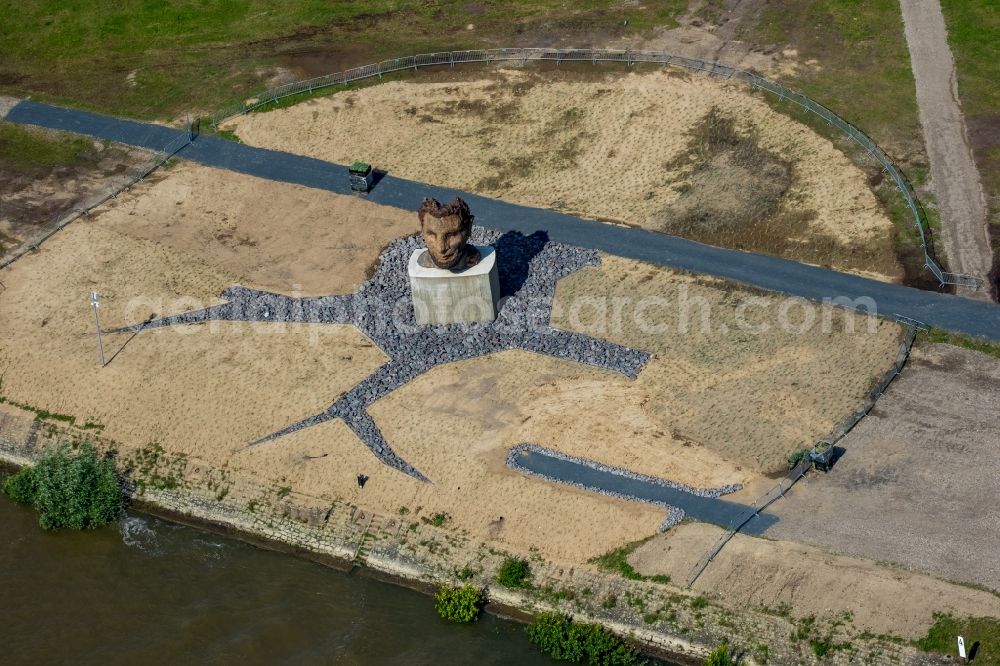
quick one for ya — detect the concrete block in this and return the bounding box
[408,245,499,325]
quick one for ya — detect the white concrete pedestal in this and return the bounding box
[408,245,499,325]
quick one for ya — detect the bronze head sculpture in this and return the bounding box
[417,196,481,271]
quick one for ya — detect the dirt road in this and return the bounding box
[900,0,993,296]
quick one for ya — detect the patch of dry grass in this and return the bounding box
[0,166,903,561]
[229,68,901,280]
[552,256,904,473]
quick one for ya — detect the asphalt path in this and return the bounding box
[7,99,999,340]
[511,448,776,534]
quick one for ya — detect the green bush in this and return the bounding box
[786,448,811,469]
[495,556,532,588]
[704,641,735,666]
[435,584,485,623]
[3,466,38,504]
[810,638,830,659]
[588,539,671,584]
[526,612,640,665]
[3,443,124,530]
[455,564,477,581]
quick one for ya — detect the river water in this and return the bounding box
[0,498,555,665]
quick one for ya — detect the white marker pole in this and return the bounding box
[91,291,105,368]
[958,635,967,661]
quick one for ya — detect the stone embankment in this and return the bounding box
[0,405,949,666]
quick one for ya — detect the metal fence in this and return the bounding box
[208,47,980,289]
[0,125,194,271]
[686,458,809,588]
[820,323,917,444]
[684,323,918,588]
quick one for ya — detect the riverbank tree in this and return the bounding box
[2,443,124,530]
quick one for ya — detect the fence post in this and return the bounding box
[90,291,105,368]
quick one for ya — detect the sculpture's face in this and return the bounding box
[421,213,471,269]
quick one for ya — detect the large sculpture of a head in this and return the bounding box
[417,196,481,271]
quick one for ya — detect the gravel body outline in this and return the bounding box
[119,228,651,482]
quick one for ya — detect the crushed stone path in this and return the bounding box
[6,99,1000,340]
[900,0,993,295]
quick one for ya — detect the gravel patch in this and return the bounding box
[0,96,21,119]
[119,228,651,481]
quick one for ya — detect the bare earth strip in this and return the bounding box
[900,0,993,292]
[628,522,1000,640]
[764,343,1000,591]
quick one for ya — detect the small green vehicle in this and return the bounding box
[349,160,373,192]
[809,441,835,472]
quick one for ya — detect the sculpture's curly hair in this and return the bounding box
[417,196,474,229]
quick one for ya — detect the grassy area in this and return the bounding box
[939,0,1000,296]
[0,1,685,120]
[917,613,1000,665]
[939,0,1000,116]
[920,328,1000,361]
[871,164,949,288]
[753,0,921,158]
[0,119,150,256]
[588,538,671,584]
[0,120,96,170]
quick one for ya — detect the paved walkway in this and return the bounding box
[6,99,1000,340]
[900,0,993,293]
[509,446,776,534]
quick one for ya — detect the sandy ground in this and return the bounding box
[0,163,415,462]
[628,522,1000,640]
[237,355,674,562]
[0,160,907,562]
[0,96,20,118]
[552,256,904,474]
[227,69,900,279]
[233,286,902,558]
[900,0,993,293]
[764,343,1000,591]
[0,227,389,464]
[102,163,415,296]
[0,165,702,562]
